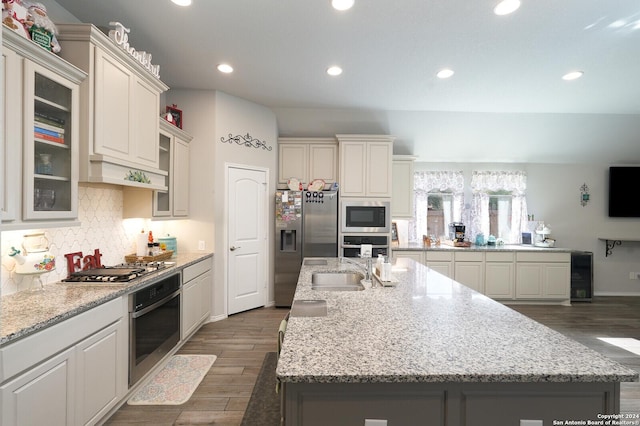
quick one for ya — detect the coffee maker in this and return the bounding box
[448,222,466,242]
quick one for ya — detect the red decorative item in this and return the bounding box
[64,249,103,276]
[165,104,182,129]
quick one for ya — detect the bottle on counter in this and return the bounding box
[147,243,154,256]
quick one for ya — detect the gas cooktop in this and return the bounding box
[63,261,174,283]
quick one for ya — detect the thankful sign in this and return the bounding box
[108,21,160,79]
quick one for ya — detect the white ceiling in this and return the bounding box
[52,0,640,163]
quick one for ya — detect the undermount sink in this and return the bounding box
[311,271,365,291]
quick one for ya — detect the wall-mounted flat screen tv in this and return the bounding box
[609,166,640,217]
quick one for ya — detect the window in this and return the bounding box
[426,191,454,239]
[470,171,528,244]
[410,171,464,242]
[488,191,512,240]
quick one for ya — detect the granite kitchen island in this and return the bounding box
[276,257,638,426]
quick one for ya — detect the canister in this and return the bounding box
[158,235,177,254]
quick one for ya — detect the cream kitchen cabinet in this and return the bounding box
[123,119,192,219]
[57,24,169,190]
[484,252,515,299]
[453,251,484,293]
[515,252,570,303]
[0,298,127,426]
[391,249,424,265]
[1,42,20,222]
[337,134,394,197]
[278,138,338,189]
[391,155,416,218]
[182,259,212,340]
[155,120,191,217]
[425,251,453,278]
[2,27,86,225]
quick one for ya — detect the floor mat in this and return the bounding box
[128,354,216,405]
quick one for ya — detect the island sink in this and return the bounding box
[311,271,365,291]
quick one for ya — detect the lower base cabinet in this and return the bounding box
[0,298,127,426]
[391,249,570,304]
[182,259,213,339]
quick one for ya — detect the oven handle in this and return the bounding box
[131,289,181,319]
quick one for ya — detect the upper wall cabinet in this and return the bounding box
[123,118,192,219]
[391,155,417,218]
[56,24,169,191]
[278,138,338,189]
[337,134,394,198]
[2,27,86,225]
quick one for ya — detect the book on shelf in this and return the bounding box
[34,121,65,134]
[34,111,65,127]
[34,131,65,144]
[34,126,64,138]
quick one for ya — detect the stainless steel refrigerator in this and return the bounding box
[275,190,338,307]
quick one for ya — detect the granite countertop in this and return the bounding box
[392,242,573,252]
[0,252,213,346]
[276,257,638,384]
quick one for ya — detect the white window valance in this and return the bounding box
[471,171,527,195]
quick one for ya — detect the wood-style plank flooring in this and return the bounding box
[104,297,640,425]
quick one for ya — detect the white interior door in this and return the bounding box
[227,166,268,314]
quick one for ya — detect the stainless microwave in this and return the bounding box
[341,200,391,233]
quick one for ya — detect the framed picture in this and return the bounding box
[165,104,183,129]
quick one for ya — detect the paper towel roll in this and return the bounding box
[136,232,148,257]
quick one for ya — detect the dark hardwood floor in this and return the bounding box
[104,297,640,425]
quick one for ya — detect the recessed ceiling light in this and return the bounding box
[217,63,234,74]
[327,66,343,76]
[562,71,584,81]
[494,0,520,15]
[332,0,354,11]
[436,68,455,79]
[171,0,192,6]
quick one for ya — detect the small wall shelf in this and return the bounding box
[597,237,640,257]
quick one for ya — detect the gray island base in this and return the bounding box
[276,258,638,426]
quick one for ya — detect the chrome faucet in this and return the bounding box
[340,256,372,282]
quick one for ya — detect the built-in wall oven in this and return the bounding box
[342,235,389,258]
[129,272,181,386]
[341,200,391,233]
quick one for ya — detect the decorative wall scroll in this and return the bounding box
[580,183,590,207]
[220,133,272,151]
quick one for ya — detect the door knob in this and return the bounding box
[230,246,241,251]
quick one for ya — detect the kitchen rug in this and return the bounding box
[128,354,216,405]
[241,352,280,426]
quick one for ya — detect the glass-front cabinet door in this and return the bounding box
[23,60,79,220]
[153,128,172,217]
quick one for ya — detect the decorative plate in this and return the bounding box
[287,178,300,191]
[308,179,325,191]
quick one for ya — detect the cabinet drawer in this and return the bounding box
[425,251,453,261]
[486,252,515,262]
[183,258,212,283]
[454,251,483,262]
[516,252,570,263]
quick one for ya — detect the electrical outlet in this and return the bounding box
[520,421,543,426]
[198,240,205,250]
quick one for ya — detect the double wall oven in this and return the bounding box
[341,200,391,257]
[64,262,182,387]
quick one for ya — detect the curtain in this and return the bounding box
[410,171,464,242]
[470,171,528,243]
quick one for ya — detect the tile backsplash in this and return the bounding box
[1,184,146,295]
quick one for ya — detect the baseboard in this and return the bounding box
[209,313,228,323]
[593,291,640,297]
